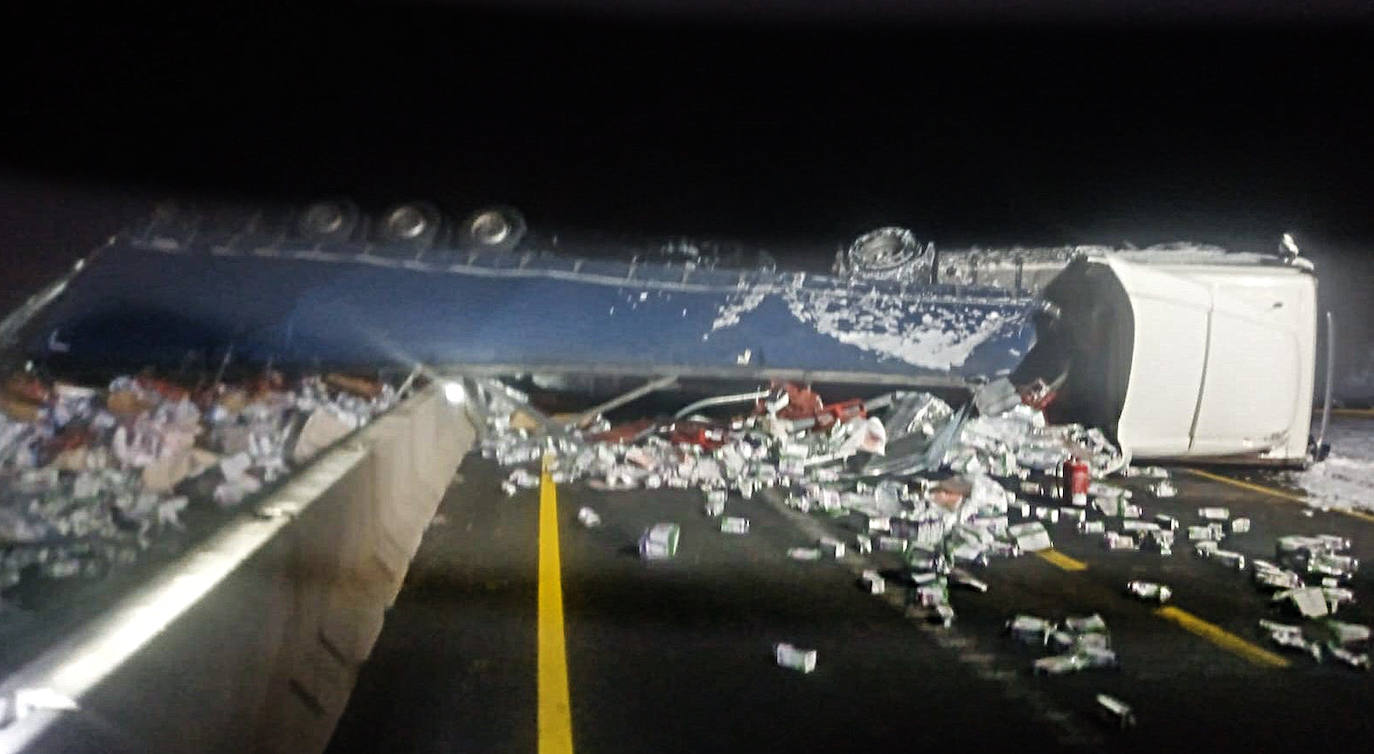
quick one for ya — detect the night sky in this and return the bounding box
[3,2,1372,397]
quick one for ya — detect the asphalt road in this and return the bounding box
[327,453,1374,754]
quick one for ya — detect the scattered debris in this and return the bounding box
[818,537,846,558]
[467,377,1366,686]
[1126,581,1172,603]
[1007,614,1054,645]
[577,506,602,528]
[1096,693,1137,730]
[1013,613,1119,676]
[950,568,988,593]
[930,603,957,628]
[1274,587,1331,619]
[774,642,818,673]
[720,516,750,535]
[2,369,397,591]
[1008,521,1053,552]
[1326,644,1370,670]
[639,523,680,560]
[1259,620,1324,662]
[1105,532,1138,551]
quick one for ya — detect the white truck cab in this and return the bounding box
[1023,249,1320,467]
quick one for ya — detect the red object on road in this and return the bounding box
[814,398,867,429]
[669,420,726,450]
[1062,457,1090,506]
[758,382,825,421]
[756,382,867,431]
[587,418,657,444]
[1019,378,1058,410]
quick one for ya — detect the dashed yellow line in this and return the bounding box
[1186,468,1374,524]
[1316,408,1374,418]
[538,456,575,754]
[1155,606,1290,668]
[1034,549,1088,571]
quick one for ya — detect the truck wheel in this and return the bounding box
[460,205,526,252]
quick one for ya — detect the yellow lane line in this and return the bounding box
[1315,408,1374,418]
[538,456,575,754]
[1185,468,1374,524]
[1154,606,1290,668]
[1034,549,1088,572]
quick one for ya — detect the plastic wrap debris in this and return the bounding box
[1092,496,1122,517]
[1321,586,1356,613]
[1259,620,1324,662]
[1276,534,1358,582]
[1008,615,1054,645]
[930,603,956,628]
[1104,533,1138,551]
[577,507,602,528]
[818,537,846,558]
[1253,560,1305,591]
[1078,520,1106,535]
[950,568,988,592]
[1193,541,1220,558]
[639,523,680,560]
[1064,613,1109,635]
[877,536,908,553]
[1188,525,1222,542]
[1096,694,1137,730]
[2,369,397,593]
[1008,521,1053,552]
[1126,581,1172,603]
[1142,529,1174,555]
[1018,613,1117,674]
[1210,549,1247,571]
[720,516,750,535]
[1325,620,1371,646]
[774,642,817,673]
[1274,587,1331,619]
[973,378,1021,417]
[1326,644,1370,670]
[1033,647,1119,675]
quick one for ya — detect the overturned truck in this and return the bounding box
[4,206,1325,466]
[0,203,1327,752]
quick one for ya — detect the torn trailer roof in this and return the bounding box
[7,239,1037,384]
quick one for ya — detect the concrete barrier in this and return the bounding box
[0,384,476,754]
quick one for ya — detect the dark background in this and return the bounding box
[3,1,1371,400]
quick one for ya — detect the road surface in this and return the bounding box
[328,436,1374,753]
